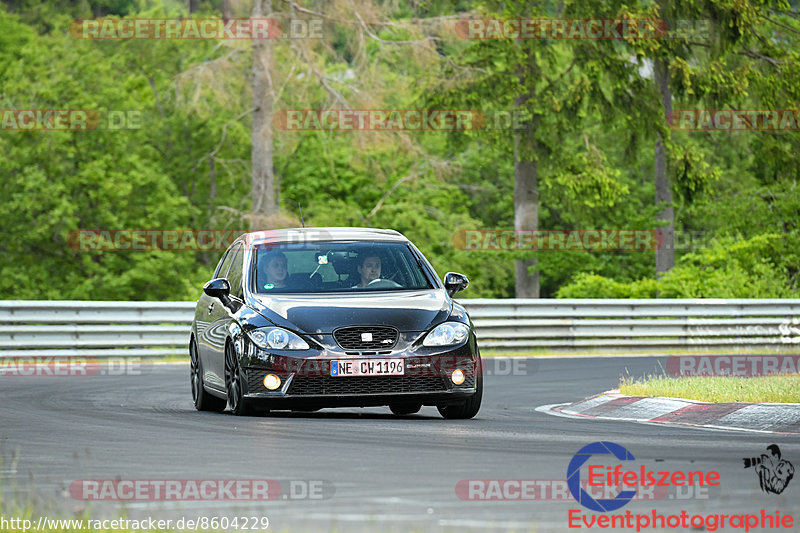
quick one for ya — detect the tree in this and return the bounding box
[428,0,632,297]
[250,0,278,229]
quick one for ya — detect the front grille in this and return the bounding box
[246,369,269,392]
[333,326,398,351]
[288,376,447,396]
[460,376,476,388]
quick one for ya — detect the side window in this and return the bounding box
[214,248,233,278]
[227,245,244,299]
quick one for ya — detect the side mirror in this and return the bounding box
[203,278,232,307]
[444,272,469,297]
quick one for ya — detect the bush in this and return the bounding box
[556,233,799,298]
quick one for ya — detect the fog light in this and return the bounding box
[264,374,282,390]
[451,368,465,385]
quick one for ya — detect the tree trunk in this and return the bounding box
[250,0,277,230]
[221,0,233,21]
[654,58,674,275]
[514,108,539,298]
[513,48,539,299]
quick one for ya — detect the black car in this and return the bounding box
[190,227,482,418]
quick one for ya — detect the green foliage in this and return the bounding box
[1,0,799,301]
[0,6,211,300]
[555,273,659,298]
[548,142,629,209]
[558,234,799,298]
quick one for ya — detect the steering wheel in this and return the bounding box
[366,278,403,289]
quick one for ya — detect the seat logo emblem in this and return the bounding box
[361,332,373,342]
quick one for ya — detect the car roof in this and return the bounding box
[241,227,410,246]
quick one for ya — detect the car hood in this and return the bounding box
[250,289,452,334]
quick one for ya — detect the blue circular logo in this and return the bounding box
[567,441,637,512]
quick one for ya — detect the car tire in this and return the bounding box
[190,339,226,412]
[225,342,252,416]
[389,403,422,415]
[437,359,483,420]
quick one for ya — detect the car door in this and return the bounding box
[197,243,238,389]
[195,246,232,368]
[205,242,244,389]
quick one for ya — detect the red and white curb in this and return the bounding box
[536,391,800,434]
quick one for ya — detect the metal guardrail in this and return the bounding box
[0,301,195,358]
[466,299,800,350]
[1,299,799,357]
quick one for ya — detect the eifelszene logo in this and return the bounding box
[567,441,721,512]
[743,445,795,495]
[565,441,796,530]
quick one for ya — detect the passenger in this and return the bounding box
[262,252,288,289]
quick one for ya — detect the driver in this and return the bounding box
[353,253,381,288]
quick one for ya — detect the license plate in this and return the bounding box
[330,359,404,377]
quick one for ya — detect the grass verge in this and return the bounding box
[619,374,800,403]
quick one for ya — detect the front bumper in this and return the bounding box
[241,351,478,407]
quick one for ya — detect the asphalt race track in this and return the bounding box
[2,357,799,532]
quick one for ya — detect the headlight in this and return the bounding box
[423,322,470,347]
[248,327,309,350]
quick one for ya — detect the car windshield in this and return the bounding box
[251,241,435,294]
